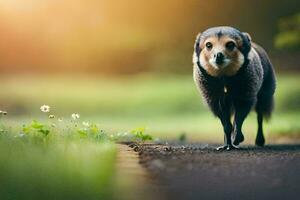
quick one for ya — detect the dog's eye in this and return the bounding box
[226,41,235,50]
[205,42,213,50]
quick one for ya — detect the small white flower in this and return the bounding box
[71,113,80,120]
[82,121,90,127]
[40,105,50,113]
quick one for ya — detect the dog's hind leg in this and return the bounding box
[255,111,265,146]
[255,94,273,146]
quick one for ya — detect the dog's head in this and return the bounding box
[193,26,251,77]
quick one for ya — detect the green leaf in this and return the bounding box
[38,129,50,136]
[22,126,31,134]
[31,120,44,129]
[130,127,152,142]
[78,130,87,138]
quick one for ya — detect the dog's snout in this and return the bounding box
[216,52,224,59]
[215,52,224,65]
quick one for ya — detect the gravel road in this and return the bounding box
[129,143,300,200]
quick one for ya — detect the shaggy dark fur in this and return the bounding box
[193,26,276,150]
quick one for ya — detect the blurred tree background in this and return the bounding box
[275,13,300,51]
[0,0,299,74]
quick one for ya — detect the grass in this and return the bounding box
[0,129,117,200]
[0,105,155,200]
[0,140,116,200]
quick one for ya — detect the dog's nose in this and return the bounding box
[215,52,224,65]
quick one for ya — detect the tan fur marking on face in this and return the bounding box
[219,36,236,45]
[220,36,244,76]
[235,36,244,50]
[222,51,244,76]
[199,49,220,77]
[199,37,218,49]
[199,36,220,77]
[199,35,245,77]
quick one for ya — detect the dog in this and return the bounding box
[193,26,276,150]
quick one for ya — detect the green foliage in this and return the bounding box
[0,135,116,200]
[0,103,159,200]
[178,133,187,142]
[76,123,108,141]
[0,108,118,200]
[275,13,300,50]
[130,127,153,142]
[22,120,50,137]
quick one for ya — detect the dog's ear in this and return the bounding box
[240,32,252,55]
[242,32,252,43]
[194,32,202,56]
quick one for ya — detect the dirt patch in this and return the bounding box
[113,144,166,200]
[129,143,300,200]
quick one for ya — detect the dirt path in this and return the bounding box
[113,144,166,200]
[128,143,300,200]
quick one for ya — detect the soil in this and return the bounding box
[127,142,300,200]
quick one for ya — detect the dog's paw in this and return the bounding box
[233,132,244,146]
[255,134,265,147]
[216,144,239,151]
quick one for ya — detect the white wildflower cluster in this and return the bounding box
[40,105,82,123]
[38,105,107,140]
[71,113,80,120]
[40,105,56,119]
[82,121,90,127]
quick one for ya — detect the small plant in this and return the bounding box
[22,120,50,137]
[20,105,54,138]
[76,122,108,141]
[178,132,187,142]
[130,127,153,143]
[1,105,155,144]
